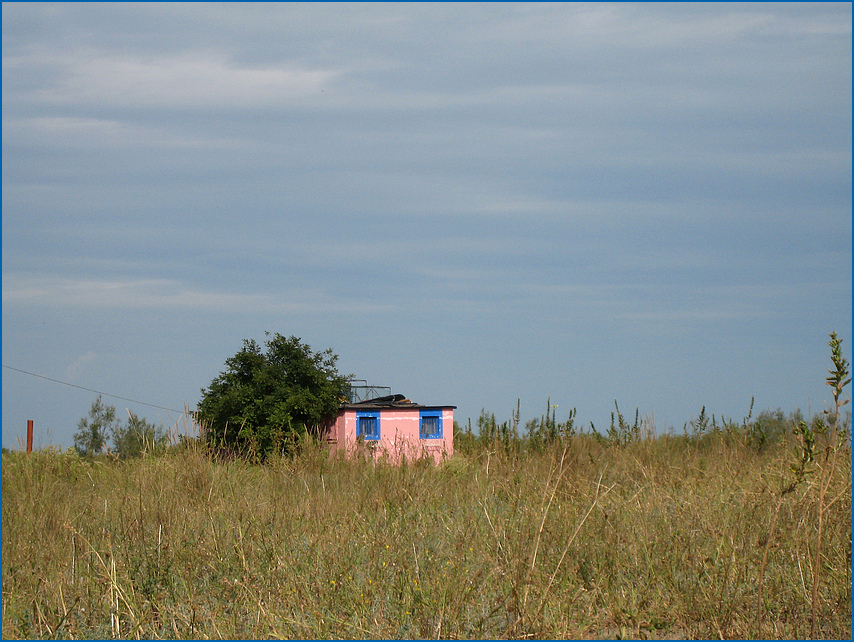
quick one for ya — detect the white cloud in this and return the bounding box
[1,275,394,316]
[3,115,243,151]
[474,3,849,48]
[66,350,98,382]
[8,49,338,109]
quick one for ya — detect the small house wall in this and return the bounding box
[327,407,454,465]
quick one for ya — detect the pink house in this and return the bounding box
[325,394,455,464]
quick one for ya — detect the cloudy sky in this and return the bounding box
[3,2,851,450]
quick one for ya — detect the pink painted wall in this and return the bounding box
[326,407,454,465]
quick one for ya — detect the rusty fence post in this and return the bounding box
[27,420,33,453]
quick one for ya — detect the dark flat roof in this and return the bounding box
[341,393,455,411]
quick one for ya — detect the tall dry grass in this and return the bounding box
[2,429,850,639]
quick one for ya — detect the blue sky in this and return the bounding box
[3,2,851,450]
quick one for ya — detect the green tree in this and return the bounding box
[110,411,168,458]
[197,332,349,458]
[73,395,119,456]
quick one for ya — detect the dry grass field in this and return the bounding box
[2,420,851,639]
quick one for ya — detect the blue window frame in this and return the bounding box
[356,411,380,440]
[419,410,443,439]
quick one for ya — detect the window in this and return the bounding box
[356,411,380,440]
[420,410,442,439]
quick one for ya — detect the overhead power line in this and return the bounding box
[2,364,188,414]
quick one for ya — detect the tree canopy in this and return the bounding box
[111,411,168,458]
[73,396,167,458]
[197,333,349,458]
[73,395,117,456]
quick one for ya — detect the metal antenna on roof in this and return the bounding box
[345,379,392,403]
